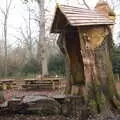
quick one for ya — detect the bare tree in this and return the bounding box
[77,0,90,9]
[36,0,48,76]
[16,0,38,61]
[82,0,90,9]
[0,0,13,77]
[19,2,34,60]
[28,1,32,59]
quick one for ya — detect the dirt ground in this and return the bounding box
[0,114,68,120]
[1,90,68,120]
[0,112,120,120]
[1,90,120,120]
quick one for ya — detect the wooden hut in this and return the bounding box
[50,4,116,106]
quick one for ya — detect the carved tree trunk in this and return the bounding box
[57,26,120,113]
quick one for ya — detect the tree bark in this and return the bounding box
[2,0,12,77]
[57,26,120,114]
[37,0,48,76]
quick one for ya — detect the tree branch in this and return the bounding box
[0,8,6,15]
[82,0,90,9]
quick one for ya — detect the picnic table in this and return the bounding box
[23,77,64,90]
[0,79,14,90]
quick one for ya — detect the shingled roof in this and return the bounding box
[51,5,114,33]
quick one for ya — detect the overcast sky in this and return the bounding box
[0,0,119,46]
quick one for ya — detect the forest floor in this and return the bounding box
[0,111,120,120]
[1,89,120,120]
[0,114,67,120]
